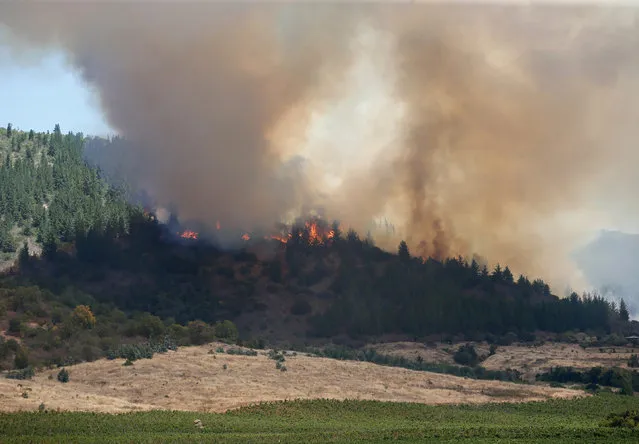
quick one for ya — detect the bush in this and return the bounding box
[106,336,178,362]
[628,354,639,368]
[57,368,69,383]
[603,410,639,428]
[453,344,480,367]
[268,350,286,363]
[70,305,96,329]
[214,320,238,343]
[132,313,165,338]
[6,366,34,380]
[290,299,312,316]
[14,348,29,369]
[226,347,258,357]
[8,318,22,335]
[187,320,215,345]
[489,344,498,356]
[496,332,518,346]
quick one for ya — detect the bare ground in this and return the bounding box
[0,343,583,413]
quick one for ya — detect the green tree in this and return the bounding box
[18,242,29,269]
[619,298,630,322]
[14,348,29,369]
[6,123,12,137]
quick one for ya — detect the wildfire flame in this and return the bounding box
[268,234,292,243]
[242,233,251,241]
[179,230,199,240]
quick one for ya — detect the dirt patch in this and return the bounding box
[0,343,583,413]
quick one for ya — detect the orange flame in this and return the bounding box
[267,233,292,243]
[216,220,221,230]
[242,233,251,241]
[179,230,198,240]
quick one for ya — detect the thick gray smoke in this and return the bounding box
[2,2,639,290]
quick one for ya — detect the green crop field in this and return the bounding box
[1,393,639,443]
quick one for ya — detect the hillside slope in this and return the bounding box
[0,343,582,413]
[0,122,633,375]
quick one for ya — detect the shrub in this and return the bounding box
[8,318,22,335]
[496,332,518,346]
[6,366,34,380]
[214,320,238,343]
[187,320,215,345]
[603,410,639,428]
[57,368,69,383]
[106,336,178,362]
[290,299,312,316]
[489,344,498,356]
[14,348,29,369]
[518,331,536,343]
[628,354,639,368]
[70,305,96,329]
[226,347,257,357]
[132,313,165,338]
[453,344,479,367]
[268,350,286,363]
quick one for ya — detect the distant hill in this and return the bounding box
[574,230,639,316]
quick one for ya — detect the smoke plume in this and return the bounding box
[2,2,639,290]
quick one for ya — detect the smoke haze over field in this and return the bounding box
[2,2,639,290]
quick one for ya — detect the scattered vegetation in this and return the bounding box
[604,410,639,429]
[106,336,177,362]
[225,347,257,357]
[299,344,522,383]
[5,366,34,380]
[537,366,639,395]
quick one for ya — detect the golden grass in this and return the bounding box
[371,341,637,381]
[0,343,583,413]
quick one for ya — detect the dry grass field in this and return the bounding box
[372,341,638,381]
[0,342,583,413]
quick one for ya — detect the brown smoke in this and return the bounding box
[2,3,639,289]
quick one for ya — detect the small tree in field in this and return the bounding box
[57,368,69,383]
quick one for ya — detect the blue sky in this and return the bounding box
[0,47,113,136]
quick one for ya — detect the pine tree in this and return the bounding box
[398,240,410,262]
[6,123,12,137]
[502,266,514,283]
[18,242,30,269]
[492,264,503,282]
[619,298,630,322]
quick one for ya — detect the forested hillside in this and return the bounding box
[0,123,633,374]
